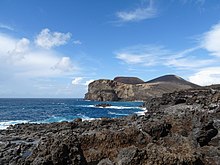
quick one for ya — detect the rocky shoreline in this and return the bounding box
[0,88,220,165]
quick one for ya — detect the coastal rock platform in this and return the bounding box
[0,88,220,165]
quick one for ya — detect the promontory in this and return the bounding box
[85,74,199,101]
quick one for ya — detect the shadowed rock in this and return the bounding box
[113,77,144,84]
[197,121,218,147]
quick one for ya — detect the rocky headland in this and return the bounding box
[84,75,200,101]
[0,87,220,165]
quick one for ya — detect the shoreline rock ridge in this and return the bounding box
[0,87,219,164]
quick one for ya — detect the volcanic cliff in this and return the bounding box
[85,75,200,101]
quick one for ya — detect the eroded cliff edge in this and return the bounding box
[85,75,200,101]
[0,88,220,165]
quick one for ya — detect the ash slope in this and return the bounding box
[0,88,219,165]
[85,74,200,101]
[146,74,200,88]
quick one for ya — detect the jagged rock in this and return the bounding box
[25,131,87,165]
[95,103,112,108]
[97,158,114,165]
[144,88,220,112]
[116,146,144,165]
[147,123,172,140]
[196,121,218,147]
[0,88,220,165]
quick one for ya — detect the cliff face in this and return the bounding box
[85,79,136,101]
[85,75,200,101]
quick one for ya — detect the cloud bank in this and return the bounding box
[0,33,76,78]
[201,23,220,57]
[0,29,79,97]
[189,67,220,86]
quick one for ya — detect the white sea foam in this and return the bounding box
[78,105,142,110]
[35,116,71,124]
[0,120,29,130]
[57,102,66,105]
[84,100,92,102]
[77,114,99,121]
[135,107,148,116]
[108,111,129,116]
[77,105,94,108]
[102,106,140,109]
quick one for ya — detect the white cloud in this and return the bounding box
[170,46,201,59]
[166,57,215,69]
[116,53,147,64]
[0,30,81,97]
[13,52,62,78]
[72,77,83,85]
[0,37,30,64]
[189,67,220,86]
[115,45,171,66]
[0,33,17,54]
[167,23,220,70]
[0,23,14,31]
[73,40,82,45]
[116,0,157,22]
[72,78,94,86]
[0,31,78,78]
[12,38,30,54]
[35,28,71,49]
[53,57,76,72]
[115,43,220,73]
[201,23,220,57]
[186,22,220,85]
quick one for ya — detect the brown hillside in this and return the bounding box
[113,76,144,84]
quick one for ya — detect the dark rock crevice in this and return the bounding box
[196,121,218,147]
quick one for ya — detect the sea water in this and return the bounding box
[0,98,146,129]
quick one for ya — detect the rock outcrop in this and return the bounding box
[0,88,220,165]
[85,75,200,101]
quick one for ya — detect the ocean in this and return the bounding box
[0,98,145,129]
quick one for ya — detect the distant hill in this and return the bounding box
[85,74,201,101]
[113,77,144,84]
[147,74,200,88]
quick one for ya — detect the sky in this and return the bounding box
[0,0,220,98]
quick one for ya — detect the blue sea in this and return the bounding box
[0,98,145,129]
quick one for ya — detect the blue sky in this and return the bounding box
[0,0,220,98]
